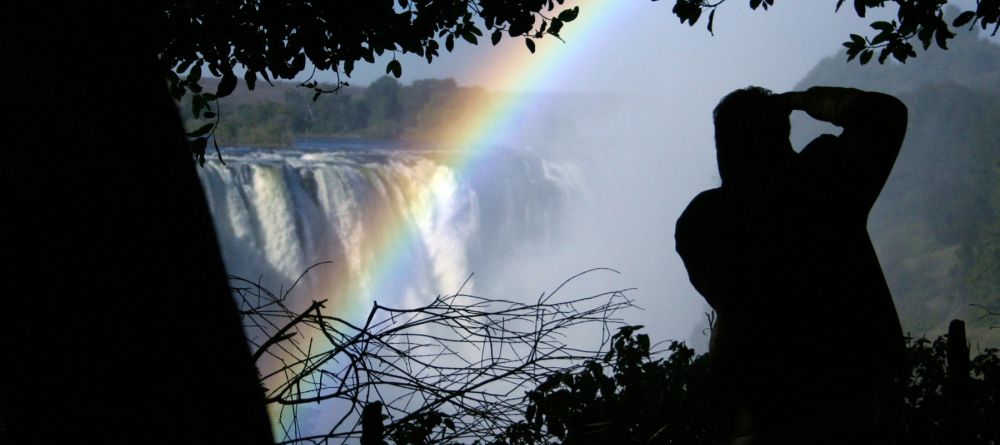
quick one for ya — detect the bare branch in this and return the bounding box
[234,267,635,444]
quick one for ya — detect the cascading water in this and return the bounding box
[198,141,585,320]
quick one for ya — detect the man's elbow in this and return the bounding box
[867,92,908,135]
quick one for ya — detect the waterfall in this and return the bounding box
[198,144,584,317]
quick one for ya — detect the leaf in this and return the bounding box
[860,49,874,64]
[192,94,206,118]
[461,29,478,44]
[871,20,894,32]
[291,52,305,73]
[557,6,579,22]
[191,136,208,161]
[445,34,454,51]
[917,22,935,49]
[750,0,762,10]
[216,72,237,97]
[509,18,533,37]
[547,18,563,36]
[688,6,701,26]
[186,64,202,83]
[525,38,535,53]
[707,9,715,35]
[637,334,650,355]
[491,29,502,45]
[854,0,867,17]
[935,26,955,49]
[844,39,863,59]
[186,123,214,138]
[176,59,194,75]
[953,11,976,27]
[244,70,257,91]
[870,31,891,45]
[386,59,402,78]
[878,47,891,63]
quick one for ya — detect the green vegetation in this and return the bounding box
[157,1,580,162]
[500,326,999,445]
[794,34,1000,338]
[181,77,488,147]
[286,320,998,444]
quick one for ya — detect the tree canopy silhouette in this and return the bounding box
[157,0,580,162]
[162,1,998,162]
[666,0,998,66]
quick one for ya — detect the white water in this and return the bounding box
[198,144,587,320]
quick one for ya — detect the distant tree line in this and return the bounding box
[181,77,488,147]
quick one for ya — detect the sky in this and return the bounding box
[321,1,895,95]
[295,1,988,347]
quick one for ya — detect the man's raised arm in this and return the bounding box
[780,87,908,208]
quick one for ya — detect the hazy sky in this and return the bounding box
[321,1,903,95]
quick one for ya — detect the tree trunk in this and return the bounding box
[0,4,273,444]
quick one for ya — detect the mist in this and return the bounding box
[384,1,998,348]
[202,1,997,351]
[300,2,908,347]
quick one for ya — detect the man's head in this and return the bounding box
[713,86,793,186]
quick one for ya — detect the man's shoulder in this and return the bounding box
[799,133,842,160]
[676,188,725,233]
[682,188,725,214]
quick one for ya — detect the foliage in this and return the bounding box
[663,0,999,65]
[181,77,495,145]
[519,326,709,444]
[515,326,999,445]
[237,263,1000,444]
[232,266,635,444]
[155,0,580,163]
[895,334,1000,444]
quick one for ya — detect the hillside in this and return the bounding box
[795,34,1000,341]
[181,77,490,147]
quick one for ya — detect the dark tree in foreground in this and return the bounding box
[0,5,274,444]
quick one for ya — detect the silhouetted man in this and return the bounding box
[675,86,907,444]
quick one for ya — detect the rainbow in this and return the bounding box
[266,0,629,434]
[327,0,627,320]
